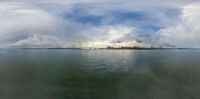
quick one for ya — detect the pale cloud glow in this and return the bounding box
[81,40,144,48]
[105,26,133,42]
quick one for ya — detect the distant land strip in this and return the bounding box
[3,47,200,50]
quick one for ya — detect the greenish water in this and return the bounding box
[0,49,200,99]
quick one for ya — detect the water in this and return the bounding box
[0,49,200,99]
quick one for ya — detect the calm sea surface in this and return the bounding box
[0,49,200,99]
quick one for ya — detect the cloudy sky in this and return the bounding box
[0,0,200,48]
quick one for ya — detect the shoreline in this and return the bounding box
[1,47,200,50]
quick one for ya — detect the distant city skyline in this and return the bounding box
[0,0,200,48]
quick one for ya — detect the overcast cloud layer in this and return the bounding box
[0,0,200,48]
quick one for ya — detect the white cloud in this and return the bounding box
[98,26,133,42]
[0,2,71,47]
[158,3,200,48]
[78,26,145,48]
[0,3,62,39]
[82,25,135,42]
[6,25,135,48]
[11,34,62,48]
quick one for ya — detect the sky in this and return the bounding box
[0,0,200,48]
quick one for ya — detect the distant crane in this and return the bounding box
[117,41,122,47]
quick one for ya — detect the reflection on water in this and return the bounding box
[0,49,200,99]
